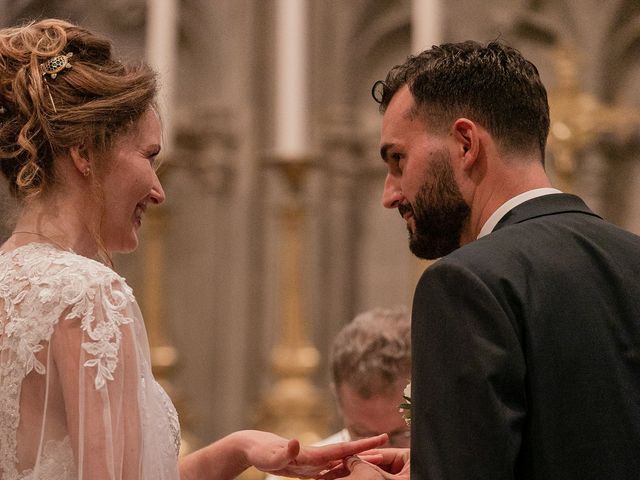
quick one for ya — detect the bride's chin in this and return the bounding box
[120,239,139,254]
[104,234,139,255]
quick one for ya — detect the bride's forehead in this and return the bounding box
[113,110,161,146]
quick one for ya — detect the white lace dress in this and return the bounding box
[0,243,180,479]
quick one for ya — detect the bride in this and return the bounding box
[0,18,386,479]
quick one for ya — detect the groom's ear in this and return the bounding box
[451,118,480,171]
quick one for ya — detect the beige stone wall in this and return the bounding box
[2,0,639,448]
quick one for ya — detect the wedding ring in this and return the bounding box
[345,455,363,470]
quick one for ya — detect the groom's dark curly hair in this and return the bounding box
[372,40,550,164]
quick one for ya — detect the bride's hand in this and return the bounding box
[237,430,389,478]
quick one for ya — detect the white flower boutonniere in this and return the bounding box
[399,382,411,426]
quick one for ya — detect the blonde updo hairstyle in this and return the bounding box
[0,18,158,199]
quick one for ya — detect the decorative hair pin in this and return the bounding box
[41,52,73,79]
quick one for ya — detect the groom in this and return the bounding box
[345,40,640,479]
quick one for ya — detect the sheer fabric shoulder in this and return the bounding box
[0,243,180,480]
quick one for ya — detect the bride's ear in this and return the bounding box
[69,144,91,177]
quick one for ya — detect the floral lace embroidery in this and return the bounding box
[20,436,76,480]
[76,278,134,390]
[0,243,135,479]
[155,380,181,458]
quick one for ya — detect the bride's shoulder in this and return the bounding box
[0,245,138,371]
[53,248,135,305]
[1,243,134,306]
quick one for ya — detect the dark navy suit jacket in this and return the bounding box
[411,193,640,479]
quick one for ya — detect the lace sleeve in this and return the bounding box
[1,245,178,480]
[51,274,143,479]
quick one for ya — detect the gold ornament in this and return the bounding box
[41,52,73,79]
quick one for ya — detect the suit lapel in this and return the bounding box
[493,193,602,232]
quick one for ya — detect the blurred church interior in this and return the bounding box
[1,0,639,462]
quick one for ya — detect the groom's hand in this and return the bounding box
[318,448,410,480]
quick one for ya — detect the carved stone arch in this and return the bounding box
[600,1,640,229]
[346,3,411,105]
[602,1,640,102]
[342,4,411,175]
[312,1,416,353]
[348,0,409,45]
[313,0,410,109]
[505,0,640,226]
[314,0,411,174]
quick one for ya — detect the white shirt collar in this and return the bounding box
[477,188,563,239]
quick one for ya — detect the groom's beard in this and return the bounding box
[403,150,470,260]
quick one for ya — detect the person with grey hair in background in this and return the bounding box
[329,306,411,448]
[265,306,411,480]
